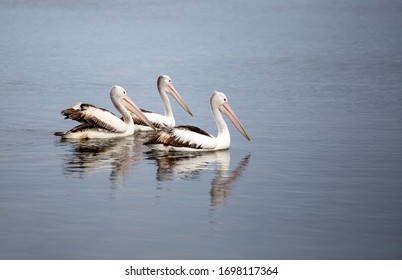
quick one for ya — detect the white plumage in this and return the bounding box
[54,85,155,139]
[145,91,250,152]
[129,75,193,131]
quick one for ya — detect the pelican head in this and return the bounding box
[110,85,156,130]
[157,75,193,116]
[211,91,251,141]
[110,85,127,101]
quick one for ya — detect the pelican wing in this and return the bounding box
[146,125,216,150]
[131,109,169,129]
[61,102,127,133]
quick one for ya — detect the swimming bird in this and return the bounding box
[54,85,155,139]
[145,91,250,152]
[129,75,193,131]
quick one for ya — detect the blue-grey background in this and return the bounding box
[0,0,401,259]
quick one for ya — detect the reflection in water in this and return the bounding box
[145,150,251,206]
[57,134,250,205]
[210,153,251,206]
[56,133,152,187]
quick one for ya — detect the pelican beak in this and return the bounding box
[122,95,157,131]
[219,102,251,141]
[167,83,193,117]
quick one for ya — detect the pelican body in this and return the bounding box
[54,85,154,139]
[145,91,250,152]
[130,75,193,131]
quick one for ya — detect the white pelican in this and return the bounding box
[129,75,193,131]
[145,91,250,152]
[54,85,155,139]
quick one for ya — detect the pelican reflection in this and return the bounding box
[210,153,250,206]
[145,150,250,205]
[57,134,150,185]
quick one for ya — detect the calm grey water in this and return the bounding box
[1,0,401,259]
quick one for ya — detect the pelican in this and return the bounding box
[129,75,193,131]
[54,85,155,139]
[145,91,250,152]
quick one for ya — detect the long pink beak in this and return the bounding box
[219,102,251,141]
[167,84,193,117]
[122,95,156,131]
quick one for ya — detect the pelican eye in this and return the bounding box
[169,80,172,83]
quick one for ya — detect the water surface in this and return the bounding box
[1,0,402,259]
